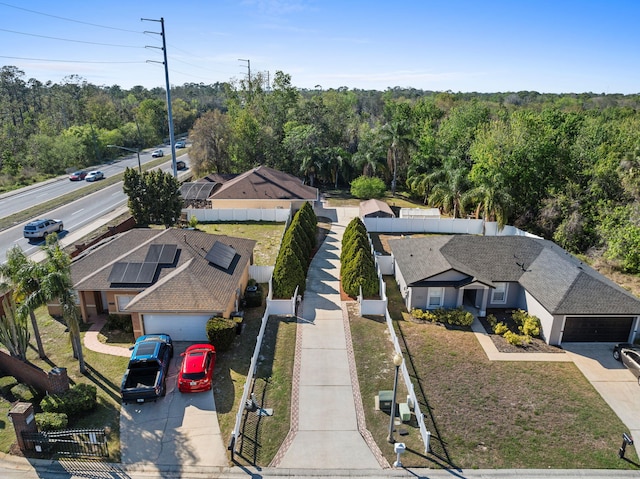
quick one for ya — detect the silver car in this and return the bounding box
[614,344,640,385]
[23,218,64,240]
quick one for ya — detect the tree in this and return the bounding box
[380,101,414,195]
[0,295,30,361]
[350,175,386,199]
[0,246,46,358]
[123,167,183,227]
[427,159,472,219]
[467,177,513,230]
[189,109,231,176]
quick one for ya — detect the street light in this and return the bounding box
[387,352,403,443]
[107,145,141,173]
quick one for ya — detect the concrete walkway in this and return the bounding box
[84,315,131,357]
[271,207,386,469]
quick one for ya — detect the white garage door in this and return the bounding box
[143,313,211,341]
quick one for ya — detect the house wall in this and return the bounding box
[131,312,143,337]
[393,261,410,308]
[486,282,521,309]
[430,270,468,281]
[522,290,558,345]
[210,199,302,210]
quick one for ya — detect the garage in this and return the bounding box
[562,316,635,342]
[143,313,212,341]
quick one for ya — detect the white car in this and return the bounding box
[23,219,64,240]
[85,170,104,182]
[151,149,164,158]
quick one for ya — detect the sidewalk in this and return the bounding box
[271,207,386,469]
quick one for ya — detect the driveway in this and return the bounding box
[563,343,640,456]
[120,342,228,469]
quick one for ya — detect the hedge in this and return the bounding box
[40,383,97,416]
[206,317,236,352]
[36,412,68,431]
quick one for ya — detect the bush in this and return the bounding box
[503,331,530,346]
[206,317,236,352]
[512,310,541,338]
[350,175,386,199]
[11,383,35,402]
[342,218,367,248]
[107,314,133,333]
[272,247,306,298]
[36,412,68,431]
[0,376,18,395]
[494,322,509,335]
[486,314,497,329]
[341,232,371,265]
[342,249,378,297]
[40,383,97,416]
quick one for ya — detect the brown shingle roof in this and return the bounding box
[72,228,256,314]
[359,199,395,218]
[208,166,318,201]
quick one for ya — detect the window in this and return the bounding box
[427,287,444,309]
[116,295,135,312]
[491,283,508,304]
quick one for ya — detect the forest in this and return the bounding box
[2,65,640,273]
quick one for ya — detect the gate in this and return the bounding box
[22,428,108,458]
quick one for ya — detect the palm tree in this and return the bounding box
[467,181,513,230]
[0,246,46,358]
[22,237,86,373]
[380,107,414,195]
[427,161,472,219]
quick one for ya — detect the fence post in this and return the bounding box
[8,402,38,451]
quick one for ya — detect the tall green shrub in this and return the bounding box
[342,249,379,297]
[341,233,371,264]
[272,247,306,298]
[342,218,367,247]
[205,317,236,352]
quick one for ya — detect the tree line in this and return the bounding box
[4,64,640,272]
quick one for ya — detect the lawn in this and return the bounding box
[0,307,129,461]
[347,276,639,469]
[198,222,285,266]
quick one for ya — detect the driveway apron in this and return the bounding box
[274,207,384,469]
[120,342,227,469]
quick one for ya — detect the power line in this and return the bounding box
[0,1,143,34]
[0,27,143,48]
[0,55,144,64]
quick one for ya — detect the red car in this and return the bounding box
[69,170,87,181]
[178,344,216,393]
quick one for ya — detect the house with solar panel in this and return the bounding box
[180,165,319,210]
[69,228,256,341]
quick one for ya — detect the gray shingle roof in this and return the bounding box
[72,228,256,314]
[208,166,318,201]
[389,235,640,315]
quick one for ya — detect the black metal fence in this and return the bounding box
[22,428,108,458]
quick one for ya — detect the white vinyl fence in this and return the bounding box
[363,217,540,238]
[184,208,291,223]
[249,265,274,284]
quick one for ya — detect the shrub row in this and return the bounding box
[272,202,317,298]
[411,307,474,327]
[486,310,542,346]
[340,218,378,297]
[107,313,133,333]
[36,412,68,431]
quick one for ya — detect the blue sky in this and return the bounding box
[1,0,639,93]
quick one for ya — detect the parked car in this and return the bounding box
[69,170,87,181]
[23,218,64,240]
[151,149,164,157]
[178,344,216,393]
[121,334,173,403]
[85,170,104,182]
[176,160,187,170]
[175,141,186,149]
[614,343,640,385]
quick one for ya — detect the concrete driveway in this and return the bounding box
[563,343,640,456]
[120,342,228,469]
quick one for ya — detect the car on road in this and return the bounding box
[176,160,187,170]
[613,343,640,385]
[23,218,64,240]
[85,170,104,182]
[175,141,186,149]
[178,344,216,393]
[151,149,164,157]
[69,170,87,181]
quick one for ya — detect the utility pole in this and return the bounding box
[238,58,251,89]
[142,17,177,178]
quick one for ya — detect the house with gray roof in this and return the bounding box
[71,228,256,341]
[388,235,640,345]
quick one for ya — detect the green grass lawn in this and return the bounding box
[347,276,640,469]
[0,308,129,461]
[198,222,285,266]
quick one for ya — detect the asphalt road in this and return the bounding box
[0,153,190,263]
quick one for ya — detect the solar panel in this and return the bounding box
[145,244,178,264]
[121,263,143,283]
[158,244,178,264]
[108,262,129,283]
[204,241,237,270]
[138,262,158,283]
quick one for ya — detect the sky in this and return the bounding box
[1,0,640,94]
